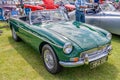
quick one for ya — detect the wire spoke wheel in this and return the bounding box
[11,27,21,41]
[44,49,54,69]
[12,28,17,40]
[42,44,62,74]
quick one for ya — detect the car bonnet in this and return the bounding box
[43,22,109,51]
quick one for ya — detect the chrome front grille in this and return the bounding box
[80,45,108,59]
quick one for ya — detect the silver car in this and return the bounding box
[69,3,120,35]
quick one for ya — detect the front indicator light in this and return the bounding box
[70,57,79,62]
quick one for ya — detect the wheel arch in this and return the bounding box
[39,41,60,61]
[9,23,12,30]
[39,41,49,54]
[39,41,62,73]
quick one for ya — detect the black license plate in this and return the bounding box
[89,56,108,69]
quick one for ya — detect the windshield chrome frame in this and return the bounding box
[29,9,69,25]
[100,3,116,12]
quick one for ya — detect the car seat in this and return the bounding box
[24,8,31,15]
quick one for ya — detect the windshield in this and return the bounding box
[30,9,68,25]
[100,3,116,11]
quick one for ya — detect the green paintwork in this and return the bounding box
[9,17,111,62]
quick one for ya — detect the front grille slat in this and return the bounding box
[80,45,108,59]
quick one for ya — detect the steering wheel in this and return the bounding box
[31,17,42,24]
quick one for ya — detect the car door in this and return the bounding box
[18,20,42,50]
[99,12,120,34]
[98,12,112,30]
[18,21,32,44]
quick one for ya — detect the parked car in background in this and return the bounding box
[0,1,2,4]
[0,1,19,20]
[9,9,112,74]
[24,1,44,11]
[69,3,120,35]
[23,0,75,11]
[55,0,75,11]
[24,4,44,11]
[0,8,6,20]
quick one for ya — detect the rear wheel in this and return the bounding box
[42,44,62,74]
[12,27,21,41]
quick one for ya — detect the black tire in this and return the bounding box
[12,27,21,42]
[42,44,62,74]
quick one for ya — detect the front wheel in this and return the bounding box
[42,44,62,74]
[12,27,21,41]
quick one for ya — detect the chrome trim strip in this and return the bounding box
[9,21,19,26]
[59,54,107,67]
[59,60,84,67]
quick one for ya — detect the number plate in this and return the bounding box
[89,56,108,69]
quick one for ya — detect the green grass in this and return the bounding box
[0,22,120,80]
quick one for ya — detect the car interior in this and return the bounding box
[86,4,101,15]
[19,16,30,24]
[19,15,42,25]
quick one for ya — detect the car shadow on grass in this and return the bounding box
[112,34,120,42]
[0,22,9,36]
[8,37,119,80]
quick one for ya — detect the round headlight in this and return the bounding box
[63,42,73,54]
[107,33,112,40]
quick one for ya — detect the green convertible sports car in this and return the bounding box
[9,9,112,74]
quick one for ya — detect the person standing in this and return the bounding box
[2,0,5,4]
[75,0,88,23]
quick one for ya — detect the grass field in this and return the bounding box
[0,22,120,80]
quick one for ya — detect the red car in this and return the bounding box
[38,0,75,11]
[24,4,44,11]
[64,4,75,11]
[42,0,75,11]
[24,0,75,11]
[55,0,75,11]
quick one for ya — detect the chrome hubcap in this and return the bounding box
[12,28,17,39]
[44,50,54,69]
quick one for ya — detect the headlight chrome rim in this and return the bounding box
[63,42,73,54]
[107,33,112,40]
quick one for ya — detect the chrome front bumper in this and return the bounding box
[59,45,112,67]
